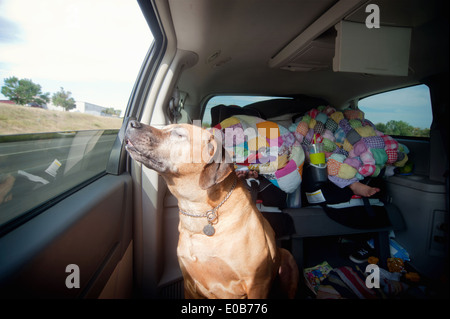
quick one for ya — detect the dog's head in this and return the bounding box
[124,120,233,189]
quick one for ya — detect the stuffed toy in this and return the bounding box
[289,105,409,187]
[212,115,305,194]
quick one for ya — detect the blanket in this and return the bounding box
[288,105,409,187]
[212,115,305,193]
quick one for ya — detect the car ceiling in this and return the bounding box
[157,0,448,114]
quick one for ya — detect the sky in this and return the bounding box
[0,0,154,113]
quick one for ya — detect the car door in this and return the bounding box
[358,80,449,281]
[0,0,163,298]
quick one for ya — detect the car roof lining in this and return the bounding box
[154,0,448,117]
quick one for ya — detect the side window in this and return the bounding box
[358,84,432,138]
[202,95,290,127]
[0,1,153,230]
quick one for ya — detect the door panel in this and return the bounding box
[0,173,132,298]
[386,173,446,279]
[385,136,447,280]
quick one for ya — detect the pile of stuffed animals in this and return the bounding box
[289,105,409,185]
[212,105,410,194]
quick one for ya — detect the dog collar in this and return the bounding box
[179,177,237,236]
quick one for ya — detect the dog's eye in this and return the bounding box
[170,127,188,140]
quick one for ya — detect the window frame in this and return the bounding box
[107,0,167,175]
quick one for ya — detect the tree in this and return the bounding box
[375,122,387,133]
[1,76,50,106]
[52,87,76,111]
[385,120,414,136]
[102,107,122,117]
[375,120,430,137]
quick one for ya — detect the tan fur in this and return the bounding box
[125,121,299,298]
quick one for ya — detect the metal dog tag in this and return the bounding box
[203,224,215,236]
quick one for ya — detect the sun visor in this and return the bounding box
[333,21,412,76]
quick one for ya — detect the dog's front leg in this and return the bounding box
[245,280,272,299]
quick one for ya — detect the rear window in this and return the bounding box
[202,95,291,127]
[358,84,432,138]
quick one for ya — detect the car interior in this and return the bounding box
[0,0,448,300]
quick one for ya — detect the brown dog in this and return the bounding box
[125,120,299,298]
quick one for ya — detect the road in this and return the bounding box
[0,130,118,226]
[1,131,117,176]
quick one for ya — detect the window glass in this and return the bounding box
[0,0,153,228]
[358,84,432,138]
[202,95,291,127]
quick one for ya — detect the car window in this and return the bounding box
[202,95,291,127]
[358,84,432,138]
[0,0,153,230]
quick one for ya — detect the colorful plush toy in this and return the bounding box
[212,115,305,193]
[289,105,409,187]
[210,105,408,194]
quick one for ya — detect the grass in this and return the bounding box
[0,102,123,135]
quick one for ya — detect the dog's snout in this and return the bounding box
[129,120,142,129]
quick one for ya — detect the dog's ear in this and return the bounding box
[199,158,233,189]
[199,137,233,189]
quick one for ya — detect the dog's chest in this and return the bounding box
[177,232,247,297]
[177,231,243,277]
[177,231,215,262]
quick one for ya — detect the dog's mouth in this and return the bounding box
[125,139,142,156]
[125,138,166,172]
